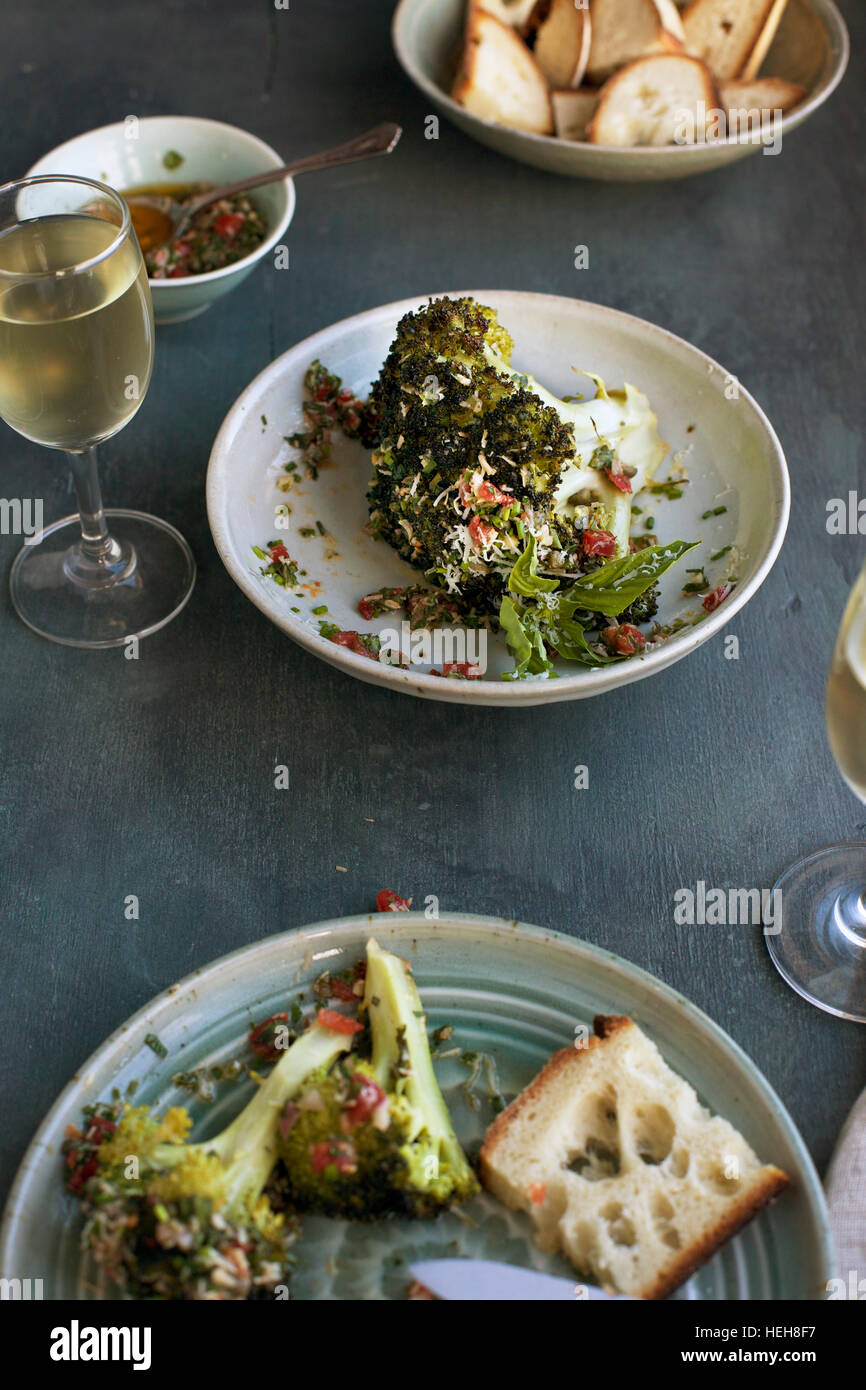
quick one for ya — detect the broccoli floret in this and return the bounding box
[64,1023,353,1300]
[277,938,479,1219]
[366,298,590,614]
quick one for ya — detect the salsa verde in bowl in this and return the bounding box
[26,116,295,324]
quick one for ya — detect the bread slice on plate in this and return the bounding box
[588,53,719,146]
[480,1015,790,1300]
[525,0,592,90]
[453,7,554,134]
[586,0,685,86]
[474,0,538,28]
[681,0,778,80]
[552,87,600,141]
[720,76,806,116]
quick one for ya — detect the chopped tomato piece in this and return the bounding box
[214,211,245,239]
[468,515,497,550]
[528,1181,547,1205]
[442,661,482,679]
[268,542,289,561]
[331,630,379,661]
[376,888,411,912]
[703,583,733,613]
[168,263,190,278]
[309,1140,356,1175]
[343,1075,387,1129]
[459,473,512,508]
[604,461,633,495]
[602,623,646,656]
[248,1011,290,1062]
[583,529,617,558]
[329,977,358,1002]
[317,1007,364,1035]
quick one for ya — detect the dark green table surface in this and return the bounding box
[1,0,864,1210]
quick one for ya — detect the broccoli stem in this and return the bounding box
[363,938,474,1182]
[153,1023,352,1209]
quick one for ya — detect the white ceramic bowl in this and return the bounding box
[26,116,295,323]
[392,0,849,181]
[207,290,790,706]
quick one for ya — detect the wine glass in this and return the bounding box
[765,558,866,1020]
[0,175,194,647]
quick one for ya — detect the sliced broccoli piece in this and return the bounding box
[276,938,479,1219]
[363,938,479,1212]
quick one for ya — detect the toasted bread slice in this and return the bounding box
[586,0,684,85]
[741,0,791,81]
[681,0,777,80]
[453,7,554,134]
[588,53,718,146]
[474,0,538,28]
[720,76,806,116]
[480,1015,790,1300]
[525,0,592,90]
[552,87,600,141]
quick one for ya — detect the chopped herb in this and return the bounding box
[144,1033,167,1059]
[298,527,315,538]
[311,604,328,615]
[701,506,728,519]
[711,545,732,561]
[645,516,655,529]
[162,150,184,170]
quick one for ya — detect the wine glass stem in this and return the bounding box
[63,446,132,587]
[68,446,112,562]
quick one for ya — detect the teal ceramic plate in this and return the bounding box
[0,914,832,1300]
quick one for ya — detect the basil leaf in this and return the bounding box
[500,596,555,680]
[508,534,559,597]
[499,596,533,677]
[565,540,699,617]
[549,617,615,667]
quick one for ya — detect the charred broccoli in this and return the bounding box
[363,296,699,675]
[63,1022,353,1299]
[276,937,479,1219]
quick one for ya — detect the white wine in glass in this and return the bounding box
[766,558,866,1021]
[0,175,194,647]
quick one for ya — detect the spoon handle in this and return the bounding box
[186,122,402,215]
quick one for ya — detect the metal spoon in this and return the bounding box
[126,121,402,254]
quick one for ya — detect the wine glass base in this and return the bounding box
[9,509,195,648]
[765,843,866,1022]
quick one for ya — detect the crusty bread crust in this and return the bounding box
[681,0,777,81]
[720,76,806,114]
[643,1166,790,1299]
[452,5,554,134]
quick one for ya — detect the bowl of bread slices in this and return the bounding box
[392,0,849,179]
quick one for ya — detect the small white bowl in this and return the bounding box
[26,116,295,323]
[393,0,849,182]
